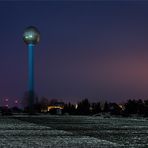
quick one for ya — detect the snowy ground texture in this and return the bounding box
[0,116,148,148]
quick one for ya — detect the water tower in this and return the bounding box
[23,26,40,113]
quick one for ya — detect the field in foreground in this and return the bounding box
[0,115,148,147]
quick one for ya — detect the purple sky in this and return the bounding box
[1,1,148,106]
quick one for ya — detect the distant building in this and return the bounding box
[41,102,64,115]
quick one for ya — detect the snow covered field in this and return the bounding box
[0,116,148,147]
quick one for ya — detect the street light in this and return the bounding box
[23,26,40,113]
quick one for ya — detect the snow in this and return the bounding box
[0,116,148,147]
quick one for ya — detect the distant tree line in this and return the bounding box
[32,97,148,117]
[62,99,148,117]
[3,92,148,117]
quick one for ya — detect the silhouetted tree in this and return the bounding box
[103,101,109,112]
[91,102,101,114]
[22,91,30,109]
[22,91,38,113]
[77,98,90,115]
[124,99,136,114]
[63,102,76,115]
[137,99,144,115]
[40,97,49,111]
[34,102,41,113]
[11,107,22,113]
[143,100,148,116]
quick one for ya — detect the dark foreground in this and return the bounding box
[0,115,148,147]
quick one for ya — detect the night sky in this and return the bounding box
[1,1,148,106]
